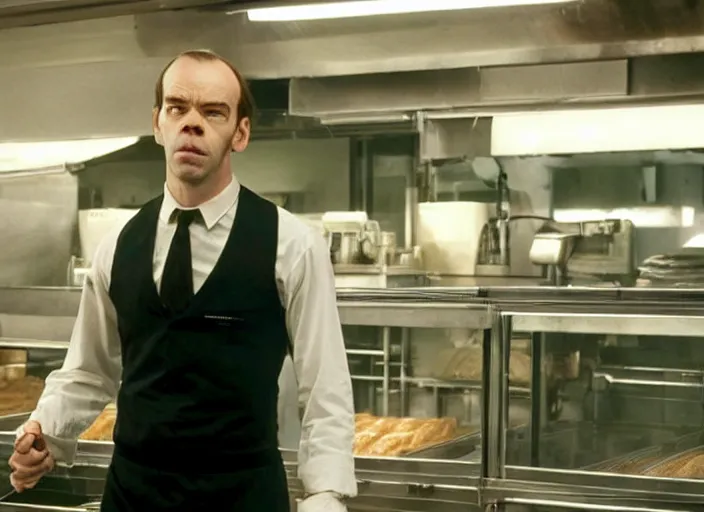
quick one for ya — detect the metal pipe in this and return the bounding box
[433,386,441,417]
[352,374,530,392]
[346,349,385,357]
[405,121,421,249]
[594,373,704,389]
[400,328,409,416]
[350,375,384,382]
[0,338,69,350]
[529,332,543,467]
[364,139,374,217]
[496,165,510,267]
[499,315,511,478]
[482,311,506,479]
[503,498,686,512]
[404,168,418,249]
[381,326,391,416]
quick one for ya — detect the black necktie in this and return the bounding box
[161,208,199,314]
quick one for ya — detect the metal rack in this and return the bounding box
[338,292,497,418]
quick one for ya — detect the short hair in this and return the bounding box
[153,49,255,122]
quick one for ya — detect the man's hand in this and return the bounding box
[8,421,54,492]
[298,492,347,512]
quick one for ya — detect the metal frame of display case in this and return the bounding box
[299,292,496,511]
[0,287,496,512]
[482,287,704,512]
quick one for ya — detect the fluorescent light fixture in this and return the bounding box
[319,113,411,125]
[491,104,704,156]
[0,137,139,172]
[684,234,704,248]
[247,0,576,22]
[553,206,695,228]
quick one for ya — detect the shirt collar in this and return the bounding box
[159,176,240,230]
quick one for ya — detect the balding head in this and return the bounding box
[152,50,253,200]
[154,49,255,123]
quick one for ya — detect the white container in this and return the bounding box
[416,202,491,275]
[78,208,138,265]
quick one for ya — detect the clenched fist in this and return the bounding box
[8,421,54,492]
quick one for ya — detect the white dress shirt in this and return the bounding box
[27,177,357,506]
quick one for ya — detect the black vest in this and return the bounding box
[108,186,290,473]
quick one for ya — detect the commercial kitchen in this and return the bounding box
[4,0,704,510]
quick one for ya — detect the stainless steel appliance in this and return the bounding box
[529,218,637,285]
[323,211,427,288]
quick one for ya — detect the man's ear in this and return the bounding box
[232,117,251,153]
[153,107,164,146]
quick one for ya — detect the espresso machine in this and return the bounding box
[474,162,511,277]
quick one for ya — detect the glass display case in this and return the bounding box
[3,286,704,511]
[0,287,493,512]
[491,287,704,512]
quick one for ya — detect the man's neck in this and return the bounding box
[166,171,233,208]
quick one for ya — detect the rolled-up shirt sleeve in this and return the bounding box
[25,231,122,465]
[283,231,357,498]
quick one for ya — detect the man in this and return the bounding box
[8,49,357,512]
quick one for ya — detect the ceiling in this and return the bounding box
[4,0,704,142]
[3,0,704,70]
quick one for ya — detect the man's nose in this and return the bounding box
[180,111,205,136]
[181,122,204,136]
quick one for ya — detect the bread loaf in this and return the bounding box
[0,376,44,415]
[80,404,117,441]
[354,414,459,457]
[431,346,531,385]
[676,453,704,478]
[645,450,704,479]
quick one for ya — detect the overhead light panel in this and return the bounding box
[0,137,139,172]
[491,104,704,156]
[247,0,577,22]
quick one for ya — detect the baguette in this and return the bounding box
[354,414,460,457]
[0,376,44,416]
[646,451,704,479]
[79,404,117,441]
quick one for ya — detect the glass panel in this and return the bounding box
[0,288,112,439]
[507,328,704,479]
[0,348,117,443]
[344,324,485,462]
[0,348,48,417]
[0,348,128,441]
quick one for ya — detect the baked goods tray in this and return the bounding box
[404,430,481,459]
[582,430,704,475]
[406,422,529,460]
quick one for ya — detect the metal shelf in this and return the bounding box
[511,312,704,336]
[338,301,493,329]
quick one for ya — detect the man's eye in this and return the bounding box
[167,106,184,115]
[206,111,225,118]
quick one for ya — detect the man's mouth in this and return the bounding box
[177,145,206,156]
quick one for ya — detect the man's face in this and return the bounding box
[153,57,250,185]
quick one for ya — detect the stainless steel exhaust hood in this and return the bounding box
[0,0,355,28]
[4,0,704,141]
[0,0,228,27]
